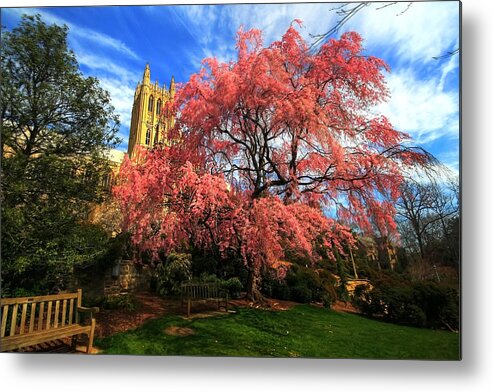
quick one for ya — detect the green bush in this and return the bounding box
[261,264,338,306]
[2,223,116,297]
[155,253,192,296]
[412,281,459,329]
[290,285,313,303]
[321,294,333,308]
[222,277,243,299]
[353,274,459,330]
[272,280,291,301]
[318,270,339,306]
[261,270,291,300]
[103,294,138,312]
[194,273,220,283]
[286,265,325,301]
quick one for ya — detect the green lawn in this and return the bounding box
[95,304,460,359]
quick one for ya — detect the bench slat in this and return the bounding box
[46,302,52,330]
[10,304,18,337]
[54,300,60,329]
[19,303,28,335]
[61,300,67,327]
[38,302,45,331]
[29,303,36,333]
[1,305,9,337]
[68,299,74,325]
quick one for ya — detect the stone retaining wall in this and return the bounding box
[76,259,150,302]
[104,259,150,297]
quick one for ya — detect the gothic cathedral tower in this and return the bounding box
[127,63,175,158]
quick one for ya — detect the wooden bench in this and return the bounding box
[1,289,99,354]
[181,282,228,317]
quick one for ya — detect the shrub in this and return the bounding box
[103,294,138,312]
[286,265,325,301]
[412,281,459,329]
[290,285,313,303]
[155,253,192,296]
[321,294,333,308]
[272,280,291,301]
[221,277,243,299]
[2,223,116,296]
[353,273,459,330]
[261,264,339,305]
[318,270,338,306]
[194,273,220,283]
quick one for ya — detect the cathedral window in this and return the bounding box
[145,128,151,145]
[156,99,162,114]
[148,95,154,112]
[154,125,160,145]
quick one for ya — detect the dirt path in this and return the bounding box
[95,291,181,338]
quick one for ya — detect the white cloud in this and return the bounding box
[97,78,134,129]
[377,65,459,145]
[437,149,460,178]
[69,47,139,151]
[75,50,140,83]
[176,3,338,64]
[345,2,459,64]
[224,3,338,45]
[175,2,458,69]
[4,7,141,60]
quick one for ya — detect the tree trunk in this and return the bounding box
[349,248,358,278]
[245,267,263,302]
[417,234,425,261]
[440,215,459,266]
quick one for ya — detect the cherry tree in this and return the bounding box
[115,22,433,299]
[174,22,432,234]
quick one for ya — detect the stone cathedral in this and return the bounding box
[127,63,175,158]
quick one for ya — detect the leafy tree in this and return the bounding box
[1,14,120,295]
[395,178,459,281]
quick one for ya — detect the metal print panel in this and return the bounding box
[0,1,461,360]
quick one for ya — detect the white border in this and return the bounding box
[1,1,492,391]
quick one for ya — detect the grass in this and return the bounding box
[95,304,460,359]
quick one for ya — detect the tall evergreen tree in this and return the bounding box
[1,14,121,295]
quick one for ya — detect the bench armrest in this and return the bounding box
[77,306,99,318]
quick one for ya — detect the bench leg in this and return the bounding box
[71,335,78,351]
[86,319,96,354]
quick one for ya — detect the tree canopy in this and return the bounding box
[1,14,121,295]
[173,23,432,234]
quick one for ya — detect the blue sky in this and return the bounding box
[2,1,460,174]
